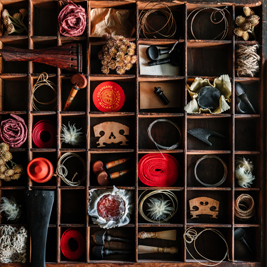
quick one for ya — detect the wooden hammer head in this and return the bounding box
[71,73,87,89]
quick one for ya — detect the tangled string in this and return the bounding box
[58,1,86,37]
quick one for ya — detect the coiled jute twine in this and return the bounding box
[234,194,255,220]
[187,7,229,40]
[184,227,230,266]
[194,155,227,187]
[138,190,178,223]
[56,152,86,186]
[138,2,177,39]
[31,72,57,111]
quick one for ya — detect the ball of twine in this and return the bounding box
[234,194,255,220]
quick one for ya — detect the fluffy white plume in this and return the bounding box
[61,122,83,146]
[235,157,255,188]
[147,197,174,221]
[0,197,21,221]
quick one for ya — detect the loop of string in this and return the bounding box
[56,152,86,186]
[184,227,231,266]
[31,72,57,111]
[147,119,181,159]
[187,7,229,40]
[234,194,255,220]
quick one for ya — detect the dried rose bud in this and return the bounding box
[116,52,125,61]
[247,15,260,26]
[102,45,109,52]
[242,22,252,31]
[0,174,5,179]
[109,60,117,70]
[5,169,15,176]
[242,31,249,41]
[103,52,112,62]
[101,66,110,75]
[116,67,126,75]
[119,45,127,54]
[109,47,118,56]
[115,40,123,48]
[118,35,124,41]
[235,16,246,26]
[107,39,115,48]
[101,59,109,66]
[3,151,12,162]
[129,42,136,50]
[130,55,137,64]
[0,159,5,165]
[11,173,21,180]
[13,164,23,174]
[125,63,133,70]
[122,38,130,46]
[116,60,125,67]
[127,48,135,56]
[4,176,11,182]
[124,55,131,64]
[0,165,7,173]
[234,27,244,37]
[243,6,254,17]
[0,143,9,152]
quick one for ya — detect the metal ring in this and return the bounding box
[194,155,227,187]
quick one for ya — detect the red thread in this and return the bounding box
[32,120,56,148]
[138,153,180,187]
[58,1,86,37]
[61,228,85,260]
[0,114,27,148]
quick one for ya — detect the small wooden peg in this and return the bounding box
[138,245,178,254]
[63,73,87,111]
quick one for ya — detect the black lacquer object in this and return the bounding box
[154,87,170,105]
[25,190,54,267]
[197,86,221,110]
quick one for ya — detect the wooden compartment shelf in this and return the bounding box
[0,0,265,267]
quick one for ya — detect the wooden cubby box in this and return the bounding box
[138,227,184,262]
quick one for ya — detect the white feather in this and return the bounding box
[147,197,174,221]
[235,157,255,188]
[61,122,83,146]
[0,197,21,221]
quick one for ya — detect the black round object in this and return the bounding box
[197,86,221,110]
[146,45,159,60]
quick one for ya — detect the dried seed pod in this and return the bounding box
[109,47,118,56]
[124,55,131,64]
[0,159,5,165]
[247,15,260,26]
[2,9,12,26]
[130,55,137,64]
[13,164,23,174]
[242,22,252,31]
[110,52,117,58]
[107,39,115,48]
[102,45,109,52]
[0,143,9,152]
[127,48,135,56]
[115,40,123,48]
[125,63,133,71]
[19,8,28,17]
[109,60,117,70]
[243,6,254,17]
[101,66,110,75]
[103,52,112,62]
[6,24,16,35]
[116,52,125,61]
[13,13,22,21]
[235,16,246,26]
[242,31,249,41]
[98,50,104,60]
[234,27,244,37]
[116,60,125,67]
[116,67,126,75]
[101,59,109,66]
[0,165,7,173]
[129,42,136,50]
[11,173,21,180]
[119,45,127,54]
[118,36,124,41]
[0,174,5,179]
[3,152,12,162]
[4,176,11,182]
[5,169,15,176]
[122,38,130,46]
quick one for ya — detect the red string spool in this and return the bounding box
[138,153,180,187]
[60,228,85,260]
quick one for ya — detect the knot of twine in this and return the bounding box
[58,0,86,37]
[236,44,260,77]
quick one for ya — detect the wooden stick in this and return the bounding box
[138,230,177,241]
[138,245,178,254]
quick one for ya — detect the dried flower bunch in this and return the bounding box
[0,143,23,182]
[2,9,28,35]
[234,7,260,41]
[99,34,137,75]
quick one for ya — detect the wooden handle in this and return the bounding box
[138,245,178,254]
[110,169,131,179]
[138,230,177,241]
[106,157,130,169]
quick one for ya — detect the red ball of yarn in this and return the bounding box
[58,1,86,37]
[138,153,180,187]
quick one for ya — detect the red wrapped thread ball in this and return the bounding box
[138,153,180,187]
[58,1,86,37]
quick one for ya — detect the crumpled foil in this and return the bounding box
[90,8,135,37]
[88,186,133,229]
[184,74,232,114]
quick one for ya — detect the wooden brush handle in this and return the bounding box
[138,245,178,254]
[110,169,131,179]
[106,157,130,169]
[63,86,79,111]
[138,230,177,241]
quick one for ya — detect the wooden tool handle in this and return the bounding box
[110,169,131,179]
[138,245,178,254]
[63,86,79,111]
[138,230,177,241]
[106,157,130,169]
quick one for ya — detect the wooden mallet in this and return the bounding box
[63,73,87,111]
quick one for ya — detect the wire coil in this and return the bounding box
[31,72,57,111]
[234,194,255,221]
[56,152,86,186]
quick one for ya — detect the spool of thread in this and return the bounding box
[60,228,85,260]
[32,120,56,148]
[138,153,180,187]
[27,157,54,183]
